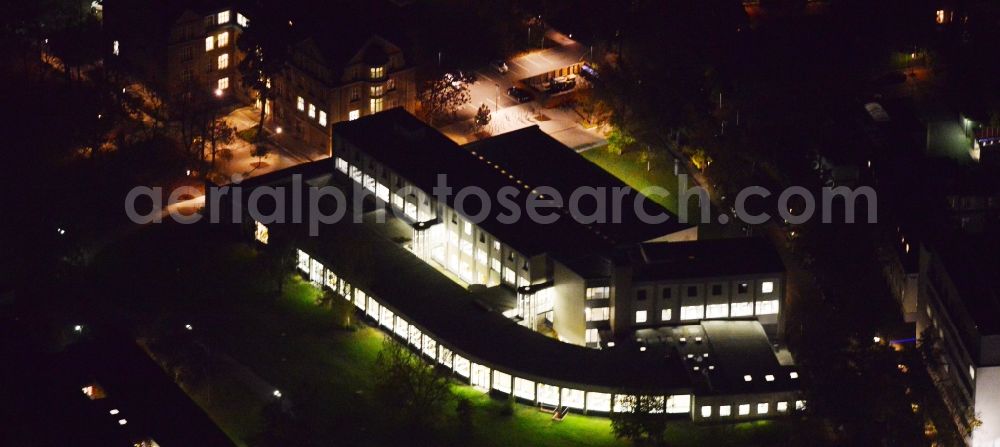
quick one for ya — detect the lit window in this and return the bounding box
[585,328,599,343]
[370,97,383,113]
[217,10,230,24]
[680,305,704,321]
[790,371,799,379]
[762,281,774,293]
[370,84,384,96]
[349,109,360,120]
[738,404,750,415]
[635,310,648,323]
[464,221,472,235]
[705,304,728,319]
[701,406,712,418]
[765,374,775,382]
[112,40,119,56]
[217,77,229,90]
[205,36,214,51]
[935,10,945,24]
[665,394,690,413]
[308,103,316,118]
[757,403,769,414]
[795,400,805,410]
[237,13,249,27]
[586,287,610,300]
[254,221,269,244]
[743,375,752,382]
[217,53,229,70]
[586,392,611,412]
[319,110,327,126]
[217,32,229,47]
[660,308,672,321]
[719,405,731,417]
[370,66,384,79]
[755,299,779,315]
[514,378,535,401]
[777,401,788,412]
[585,307,610,322]
[730,301,753,317]
[297,96,305,111]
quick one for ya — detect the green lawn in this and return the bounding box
[581,146,700,221]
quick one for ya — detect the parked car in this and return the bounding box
[506,87,532,103]
[490,60,509,73]
[546,74,577,93]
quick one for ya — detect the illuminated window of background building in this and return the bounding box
[308,103,316,119]
[349,109,360,120]
[370,97,383,113]
[319,110,327,126]
[217,31,228,47]
[761,281,774,293]
[205,36,214,51]
[730,301,753,317]
[237,13,249,27]
[635,310,648,323]
[254,221,269,244]
[757,403,769,414]
[370,84,384,96]
[705,303,728,319]
[680,305,704,320]
[217,10,230,24]
[755,299,779,315]
[701,406,712,418]
[587,392,611,412]
[562,388,585,409]
[719,405,731,416]
[660,308,672,321]
[738,404,750,415]
[217,77,229,90]
[296,96,305,111]
[470,363,490,390]
[422,333,436,359]
[492,370,511,394]
[370,65,384,79]
[217,53,229,70]
[585,328,599,343]
[296,249,310,272]
[586,286,610,300]
[585,307,610,322]
[537,384,559,406]
[438,346,453,369]
[776,401,788,412]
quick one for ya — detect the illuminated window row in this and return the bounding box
[295,96,328,127]
[205,32,229,52]
[293,247,793,422]
[700,399,804,419]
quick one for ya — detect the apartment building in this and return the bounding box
[104,0,248,99]
[271,30,416,154]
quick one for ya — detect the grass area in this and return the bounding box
[237,125,260,143]
[581,145,699,220]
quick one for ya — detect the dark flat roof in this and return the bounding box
[464,126,689,246]
[634,237,785,281]
[930,233,1000,337]
[700,321,798,394]
[333,109,689,266]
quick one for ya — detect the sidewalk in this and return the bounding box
[438,103,606,150]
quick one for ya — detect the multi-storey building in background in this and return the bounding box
[104,0,248,100]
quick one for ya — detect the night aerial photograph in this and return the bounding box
[3,0,1000,446]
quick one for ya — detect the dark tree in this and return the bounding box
[237,1,293,142]
[609,394,669,446]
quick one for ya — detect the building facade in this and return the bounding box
[104,1,248,100]
[272,35,417,154]
[331,109,789,348]
[917,241,1000,447]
